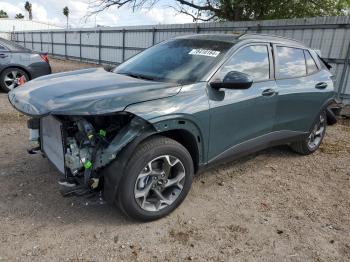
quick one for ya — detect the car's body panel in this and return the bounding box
[125,82,210,165]
[207,130,308,166]
[27,61,51,78]
[207,80,279,161]
[274,70,335,132]
[9,68,181,116]
[272,41,335,133]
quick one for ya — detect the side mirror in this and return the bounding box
[211,71,253,90]
[104,64,116,72]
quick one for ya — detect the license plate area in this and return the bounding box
[40,116,65,174]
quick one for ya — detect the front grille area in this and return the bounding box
[41,116,65,174]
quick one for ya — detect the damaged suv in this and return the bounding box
[9,34,335,221]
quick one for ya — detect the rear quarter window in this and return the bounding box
[277,46,306,78]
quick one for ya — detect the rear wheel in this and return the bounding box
[290,111,327,155]
[114,136,194,221]
[0,68,29,92]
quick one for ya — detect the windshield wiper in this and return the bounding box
[120,72,156,81]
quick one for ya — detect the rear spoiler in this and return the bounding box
[314,49,332,70]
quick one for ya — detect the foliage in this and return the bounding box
[63,6,69,17]
[15,13,25,19]
[25,1,33,20]
[0,10,9,18]
[63,6,69,28]
[90,0,350,21]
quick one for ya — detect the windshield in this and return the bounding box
[114,39,233,84]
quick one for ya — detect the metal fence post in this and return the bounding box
[31,32,34,50]
[196,25,200,34]
[122,28,126,62]
[98,29,102,64]
[64,31,67,59]
[338,40,350,98]
[79,31,82,61]
[23,32,26,48]
[40,31,43,52]
[152,27,156,45]
[51,32,54,56]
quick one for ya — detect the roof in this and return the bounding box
[0,19,62,32]
[176,33,306,47]
[239,33,305,47]
[176,33,241,43]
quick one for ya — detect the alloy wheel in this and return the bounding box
[134,155,186,212]
[307,114,326,150]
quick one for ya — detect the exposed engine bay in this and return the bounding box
[28,113,150,196]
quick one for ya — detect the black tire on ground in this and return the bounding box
[110,136,194,221]
[326,107,337,125]
[0,67,29,93]
[290,110,327,155]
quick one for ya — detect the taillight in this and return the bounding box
[40,53,49,63]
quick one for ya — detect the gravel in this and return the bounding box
[0,58,349,261]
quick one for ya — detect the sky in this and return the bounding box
[0,0,194,28]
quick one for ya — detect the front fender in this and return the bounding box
[124,82,210,164]
[147,114,205,164]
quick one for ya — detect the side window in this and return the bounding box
[304,50,318,74]
[216,45,270,81]
[277,46,306,78]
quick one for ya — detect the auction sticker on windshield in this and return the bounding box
[189,49,221,57]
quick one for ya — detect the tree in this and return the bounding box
[0,10,9,18]
[89,0,350,21]
[25,1,33,20]
[15,13,25,19]
[63,6,70,28]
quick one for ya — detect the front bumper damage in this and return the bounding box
[29,113,151,196]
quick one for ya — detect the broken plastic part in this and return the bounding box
[95,116,152,168]
[98,129,107,137]
[90,178,99,189]
[84,161,92,169]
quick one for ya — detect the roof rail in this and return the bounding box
[239,33,304,45]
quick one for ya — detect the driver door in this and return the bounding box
[207,43,278,162]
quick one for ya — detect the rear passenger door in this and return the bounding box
[273,45,326,133]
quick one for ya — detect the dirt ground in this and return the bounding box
[0,58,349,262]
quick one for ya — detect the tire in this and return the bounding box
[112,136,194,221]
[290,110,327,155]
[0,67,29,93]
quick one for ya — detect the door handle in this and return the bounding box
[262,88,278,96]
[0,53,8,58]
[315,82,327,89]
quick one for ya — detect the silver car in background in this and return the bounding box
[0,37,51,92]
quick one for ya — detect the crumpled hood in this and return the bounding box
[8,67,181,116]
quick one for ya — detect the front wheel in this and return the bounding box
[290,111,327,155]
[116,136,194,221]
